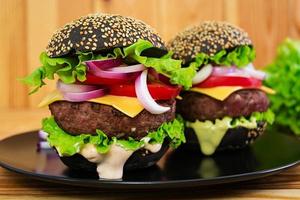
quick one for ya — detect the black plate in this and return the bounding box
[0,128,300,188]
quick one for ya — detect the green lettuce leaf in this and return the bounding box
[42,116,185,156]
[231,109,275,128]
[147,115,185,148]
[264,38,300,135]
[190,45,255,69]
[42,117,89,156]
[22,39,197,93]
[170,45,256,89]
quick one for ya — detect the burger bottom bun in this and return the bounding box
[183,121,267,152]
[58,141,169,172]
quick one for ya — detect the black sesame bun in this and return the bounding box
[46,13,167,58]
[167,21,252,65]
[59,141,169,173]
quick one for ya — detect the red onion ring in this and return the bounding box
[85,58,123,69]
[110,64,146,73]
[212,64,266,80]
[86,61,129,79]
[212,66,239,76]
[57,80,98,93]
[85,59,146,80]
[243,63,266,80]
[63,88,107,102]
[135,70,170,114]
[37,141,51,150]
[192,64,213,84]
[38,130,48,141]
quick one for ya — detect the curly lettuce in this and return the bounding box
[22,39,198,93]
[173,46,256,89]
[42,116,185,156]
[190,45,255,68]
[231,109,275,127]
[264,38,300,135]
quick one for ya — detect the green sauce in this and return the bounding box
[186,116,259,156]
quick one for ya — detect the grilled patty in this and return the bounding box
[177,89,269,122]
[49,100,175,139]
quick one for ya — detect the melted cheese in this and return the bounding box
[190,86,275,101]
[38,90,144,118]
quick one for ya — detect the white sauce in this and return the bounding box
[96,144,133,179]
[79,140,162,179]
[144,143,162,153]
[80,144,104,163]
[141,137,162,153]
[79,144,133,179]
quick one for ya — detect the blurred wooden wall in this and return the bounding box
[1,0,300,110]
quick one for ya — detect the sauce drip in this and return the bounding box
[79,141,162,179]
[80,144,133,179]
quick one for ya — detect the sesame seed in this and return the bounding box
[167,21,252,64]
[46,13,166,57]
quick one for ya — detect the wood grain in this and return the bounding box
[57,0,93,27]
[237,0,290,68]
[0,0,300,109]
[93,0,159,30]
[158,0,224,41]
[1,161,300,199]
[289,0,300,38]
[26,0,58,108]
[0,108,49,140]
[0,0,28,109]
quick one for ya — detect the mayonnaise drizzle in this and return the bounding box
[142,137,162,153]
[79,140,162,179]
[144,143,162,153]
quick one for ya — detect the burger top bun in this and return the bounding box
[46,13,166,58]
[167,21,252,65]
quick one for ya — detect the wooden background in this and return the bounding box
[1,0,300,110]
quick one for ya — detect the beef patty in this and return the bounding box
[177,89,269,122]
[49,100,175,139]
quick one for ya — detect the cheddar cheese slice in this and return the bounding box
[190,86,275,101]
[38,90,144,118]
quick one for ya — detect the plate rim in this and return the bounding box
[1,131,300,188]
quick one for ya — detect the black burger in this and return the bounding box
[168,21,275,155]
[22,13,195,179]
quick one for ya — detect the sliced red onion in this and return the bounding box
[135,70,170,114]
[85,58,123,69]
[212,66,239,76]
[243,63,266,80]
[213,67,249,77]
[37,141,51,150]
[86,61,130,79]
[212,64,266,80]
[222,73,250,78]
[63,88,106,102]
[244,63,255,69]
[110,64,146,73]
[38,130,48,140]
[57,80,98,93]
[192,64,213,84]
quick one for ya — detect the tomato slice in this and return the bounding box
[83,73,139,85]
[195,76,262,88]
[108,83,181,100]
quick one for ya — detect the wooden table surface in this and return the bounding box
[1,109,300,200]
